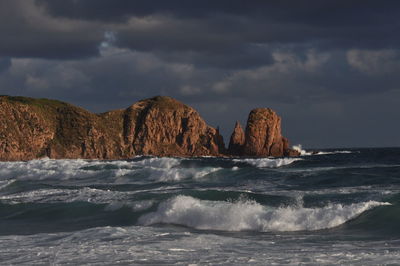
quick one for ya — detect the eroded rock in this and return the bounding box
[0,95,298,161]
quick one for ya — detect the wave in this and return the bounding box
[292,144,308,155]
[0,157,221,182]
[292,144,355,156]
[131,157,181,169]
[0,156,300,183]
[315,151,354,155]
[145,166,221,182]
[0,158,110,180]
[138,195,390,232]
[105,200,155,212]
[281,164,400,175]
[0,187,133,204]
[0,186,158,214]
[233,158,301,168]
[0,179,16,190]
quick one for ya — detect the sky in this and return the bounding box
[1,0,400,148]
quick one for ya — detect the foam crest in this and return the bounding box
[131,157,181,169]
[0,158,111,180]
[292,144,356,156]
[316,150,354,155]
[0,187,131,204]
[105,200,155,212]
[0,179,16,190]
[292,144,308,155]
[139,195,390,232]
[0,157,219,182]
[233,158,301,168]
[147,166,221,182]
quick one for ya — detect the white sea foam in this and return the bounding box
[0,157,221,182]
[104,200,155,212]
[0,187,133,204]
[2,224,400,265]
[292,144,356,156]
[139,195,390,232]
[233,158,302,168]
[147,166,221,182]
[0,179,16,190]
[132,157,181,169]
[316,150,354,155]
[292,144,309,155]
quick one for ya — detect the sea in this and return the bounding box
[0,147,400,265]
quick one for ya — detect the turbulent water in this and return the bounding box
[1,148,400,265]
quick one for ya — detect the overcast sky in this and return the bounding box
[1,0,399,148]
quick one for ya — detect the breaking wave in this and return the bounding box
[0,157,221,182]
[139,195,390,232]
[315,151,354,155]
[292,144,355,156]
[292,144,308,155]
[233,157,302,168]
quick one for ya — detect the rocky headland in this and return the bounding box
[0,95,299,161]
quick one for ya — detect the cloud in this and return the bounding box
[0,58,11,73]
[1,0,398,64]
[210,49,333,103]
[347,49,400,75]
[0,1,399,147]
[0,0,103,59]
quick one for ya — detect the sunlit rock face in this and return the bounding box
[228,108,299,157]
[0,96,225,160]
[0,95,297,161]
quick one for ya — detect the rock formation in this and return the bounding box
[0,95,298,161]
[228,108,299,157]
[228,121,245,155]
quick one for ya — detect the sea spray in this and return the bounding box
[232,157,302,168]
[139,195,391,232]
[292,144,308,155]
[292,144,355,156]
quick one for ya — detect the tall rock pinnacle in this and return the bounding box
[228,121,245,155]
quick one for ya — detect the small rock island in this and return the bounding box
[0,95,299,161]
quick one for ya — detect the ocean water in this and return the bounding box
[0,148,400,265]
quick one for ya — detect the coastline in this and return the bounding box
[0,95,299,161]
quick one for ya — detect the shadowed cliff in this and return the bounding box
[0,95,298,161]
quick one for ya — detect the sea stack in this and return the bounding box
[0,95,298,161]
[228,121,245,155]
[228,108,299,157]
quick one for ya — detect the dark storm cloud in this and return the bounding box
[36,0,400,51]
[0,58,11,73]
[36,0,400,26]
[0,0,103,59]
[0,0,399,148]
[2,0,399,63]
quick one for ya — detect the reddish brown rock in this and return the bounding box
[228,121,245,155]
[0,99,54,161]
[0,96,225,161]
[284,148,301,157]
[0,95,298,161]
[241,108,297,157]
[124,96,225,157]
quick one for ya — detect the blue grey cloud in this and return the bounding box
[0,0,399,148]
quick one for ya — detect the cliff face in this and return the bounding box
[123,96,225,157]
[0,95,297,161]
[0,96,225,160]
